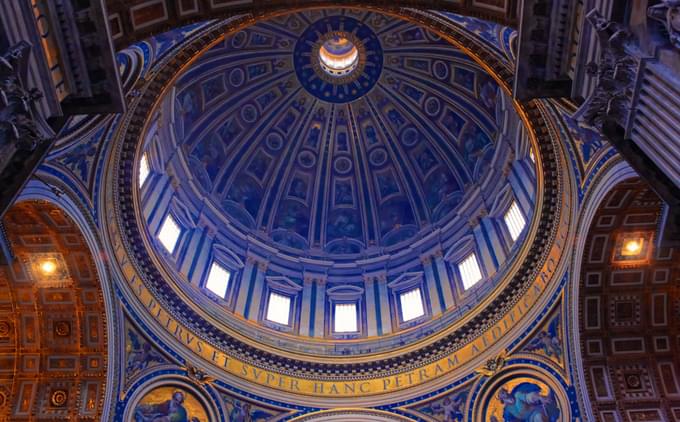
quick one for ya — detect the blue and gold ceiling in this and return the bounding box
[171,9,503,256]
[22,4,602,419]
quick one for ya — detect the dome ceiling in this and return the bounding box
[135,9,537,354]
[170,9,503,256]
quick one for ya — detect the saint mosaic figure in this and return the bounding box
[491,382,560,422]
[134,390,202,422]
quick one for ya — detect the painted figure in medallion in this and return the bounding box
[491,382,560,422]
[133,387,209,422]
[134,390,200,422]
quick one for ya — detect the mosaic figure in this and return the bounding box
[227,399,274,422]
[421,391,467,421]
[127,330,165,374]
[134,390,203,422]
[525,315,562,359]
[492,382,560,422]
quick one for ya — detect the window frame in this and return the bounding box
[399,287,426,323]
[503,200,527,242]
[265,291,293,326]
[326,285,364,338]
[139,152,151,188]
[203,260,232,300]
[261,276,302,333]
[387,272,429,328]
[458,252,484,290]
[157,213,183,255]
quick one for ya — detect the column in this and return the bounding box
[509,162,534,214]
[421,255,443,315]
[312,278,326,338]
[376,275,392,335]
[178,227,208,283]
[480,217,508,267]
[364,275,378,337]
[246,260,268,321]
[432,251,456,311]
[472,214,498,278]
[299,276,314,337]
[234,256,256,317]
[144,176,173,234]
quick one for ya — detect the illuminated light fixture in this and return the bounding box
[623,239,643,256]
[139,153,150,188]
[318,35,359,76]
[614,233,650,263]
[334,303,358,332]
[40,260,57,275]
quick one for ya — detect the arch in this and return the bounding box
[573,171,680,419]
[106,0,519,50]
[291,408,413,421]
[122,375,220,422]
[0,195,110,419]
[567,158,637,419]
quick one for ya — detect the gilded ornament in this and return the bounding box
[51,389,68,407]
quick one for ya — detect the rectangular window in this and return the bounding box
[139,153,150,187]
[266,292,291,325]
[158,214,181,253]
[205,262,230,298]
[504,200,526,242]
[459,253,483,290]
[334,303,358,332]
[400,288,425,322]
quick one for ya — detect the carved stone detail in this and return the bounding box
[0,42,46,160]
[648,0,680,49]
[577,10,641,129]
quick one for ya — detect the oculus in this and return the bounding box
[294,15,382,103]
[318,35,360,76]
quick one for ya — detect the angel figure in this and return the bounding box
[420,392,466,421]
[226,398,273,422]
[525,316,562,359]
[127,330,166,373]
